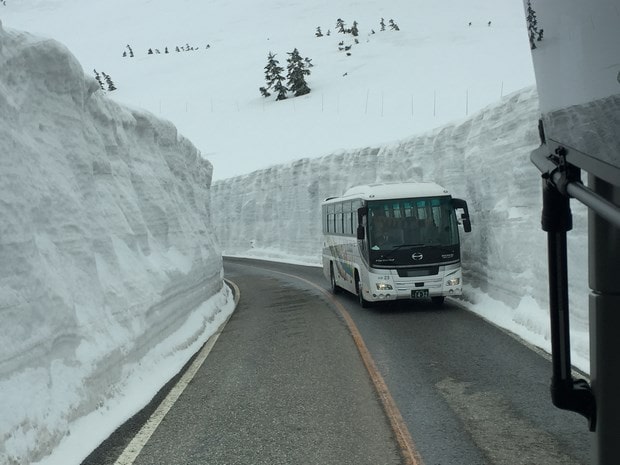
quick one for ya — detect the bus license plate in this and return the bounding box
[411,289,429,299]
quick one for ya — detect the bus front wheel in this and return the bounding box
[356,276,369,308]
[330,264,339,294]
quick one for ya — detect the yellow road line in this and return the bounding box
[274,270,425,465]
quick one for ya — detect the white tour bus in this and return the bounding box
[321,182,471,307]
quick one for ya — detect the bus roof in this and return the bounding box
[323,182,451,203]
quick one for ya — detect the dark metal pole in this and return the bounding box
[588,174,620,465]
[535,149,596,430]
[543,177,573,383]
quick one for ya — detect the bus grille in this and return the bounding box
[394,275,443,291]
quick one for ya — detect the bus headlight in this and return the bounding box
[376,283,393,291]
[446,277,460,286]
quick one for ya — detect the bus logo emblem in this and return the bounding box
[412,253,424,260]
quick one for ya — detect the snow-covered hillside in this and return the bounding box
[211,86,590,373]
[0,21,233,465]
[2,0,535,181]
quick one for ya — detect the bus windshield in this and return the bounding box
[368,196,459,251]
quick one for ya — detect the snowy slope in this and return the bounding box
[1,0,535,181]
[0,21,233,465]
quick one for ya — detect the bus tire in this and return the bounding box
[431,296,445,307]
[356,275,369,308]
[330,263,340,294]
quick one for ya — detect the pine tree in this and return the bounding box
[526,0,540,50]
[93,69,104,90]
[315,26,323,37]
[389,19,400,31]
[122,51,127,57]
[336,18,346,33]
[260,52,287,99]
[105,75,117,91]
[286,48,311,97]
[351,21,359,37]
[273,74,288,101]
[148,48,153,54]
[100,72,116,91]
[380,18,386,31]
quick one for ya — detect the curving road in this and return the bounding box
[84,256,592,465]
[222,257,592,465]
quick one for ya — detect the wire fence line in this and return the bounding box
[152,81,510,119]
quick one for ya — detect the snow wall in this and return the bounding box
[0,23,232,464]
[211,85,589,366]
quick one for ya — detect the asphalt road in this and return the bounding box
[84,257,593,465]
[221,258,592,465]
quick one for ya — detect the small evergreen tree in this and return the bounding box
[315,26,323,37]
[148,48,153,54]
[336,18,346,33]
[100,72,116,91]
[380,18,386,31]
[389,19,400,31]
[105,75,117,91]
[260,52,287,99]
[122,51,127,57]
[526,0,540,50]
[165,47,169,53]
[93,69,104,90]
[351,21,359,37]
[273,74,289,101]
[286,48,311,97]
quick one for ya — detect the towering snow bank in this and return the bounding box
[0,22,231,464]
[211,86,589,368]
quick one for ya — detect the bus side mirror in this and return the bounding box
[452,198,472,233]
[462,217,472,233]
[357,225,365,240]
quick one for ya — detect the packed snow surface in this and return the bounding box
[0,21,233,465]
